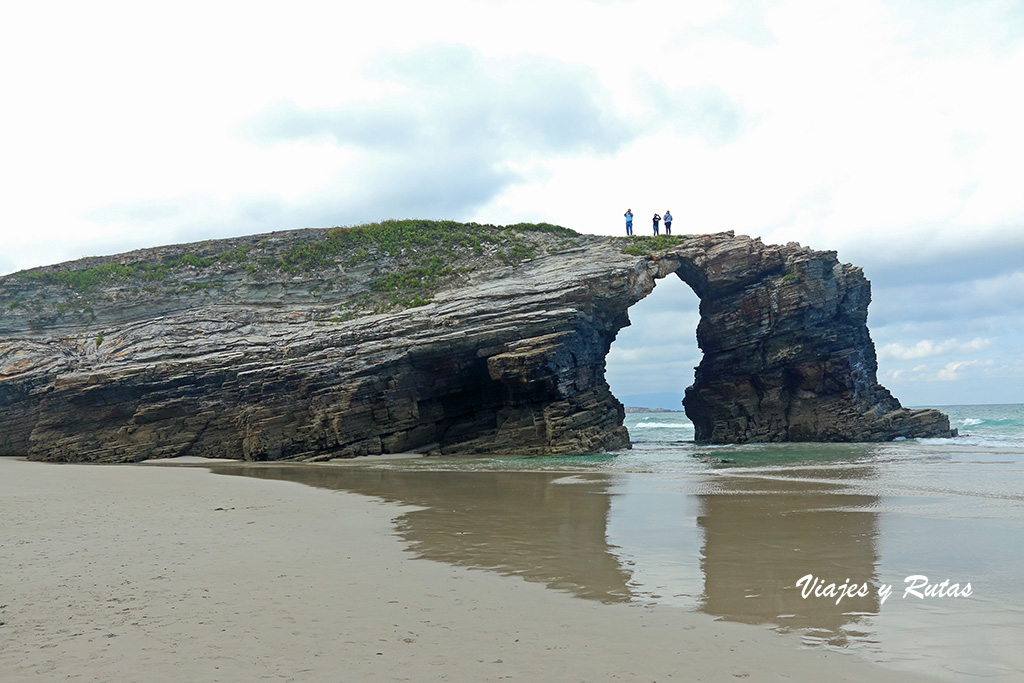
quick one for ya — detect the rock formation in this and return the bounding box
[0,221,952,462]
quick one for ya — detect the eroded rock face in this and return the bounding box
[667,237,950,442]
[0,226,951,462]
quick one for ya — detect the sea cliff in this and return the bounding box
[0,220,952,462]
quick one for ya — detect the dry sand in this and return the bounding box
[0,458,938,682]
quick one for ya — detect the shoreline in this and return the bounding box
[1,458,939,682]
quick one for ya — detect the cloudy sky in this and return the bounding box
[2,0,1022,407]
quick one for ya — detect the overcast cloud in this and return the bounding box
[1,0,1021,406]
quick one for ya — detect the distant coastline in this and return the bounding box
[624,406,685,414]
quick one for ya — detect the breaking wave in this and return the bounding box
[634,421,694,430]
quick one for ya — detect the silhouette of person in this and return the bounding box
[652,213,661,235]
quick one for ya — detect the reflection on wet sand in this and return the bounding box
[696,471,881,646]
[206,462,885,645]
[207,464,634,603]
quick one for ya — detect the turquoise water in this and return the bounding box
[358,404,1024,480]
[212,403,1024,680]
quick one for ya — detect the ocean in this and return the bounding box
[209,403,1024,680]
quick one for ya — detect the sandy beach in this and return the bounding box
[0,457,939,682]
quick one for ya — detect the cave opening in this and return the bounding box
[605,273,702,419]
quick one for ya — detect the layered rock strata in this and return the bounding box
[0,223,952,462]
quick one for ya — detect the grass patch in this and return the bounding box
[369,256,453,308]
[10,220,578,317]
[19,252,219,292]
[620,234,688,256]
[309,220,573,312]
[217,245,251,264]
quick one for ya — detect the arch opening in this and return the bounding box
[606,274,701,419]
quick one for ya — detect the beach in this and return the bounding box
[0,457,939,682]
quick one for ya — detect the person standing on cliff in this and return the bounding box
[652,213,661,235]
[624,209,633,236]
[664,210,672,235]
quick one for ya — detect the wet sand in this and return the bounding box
[208,459,1024,680]
[0,458,938,682]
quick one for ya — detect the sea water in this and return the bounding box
[609,405,1024,679]
[210,403,1024,680]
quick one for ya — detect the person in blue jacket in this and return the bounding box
[624,209,633,235]
[664,210,672,235]
[652,213,661,235]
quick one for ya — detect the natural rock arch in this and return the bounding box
[481,231,950,453]
[607,240,949,443]
[0,228,951,463]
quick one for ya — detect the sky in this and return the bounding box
[2,0,1022,407]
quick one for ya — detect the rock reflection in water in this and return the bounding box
[696,472,881,647]
[208,461,885,645]
[208,463,633,603]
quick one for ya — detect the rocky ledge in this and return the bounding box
[0,220,952,462]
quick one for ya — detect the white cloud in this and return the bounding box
[878,337,993,361]
[1,0,1022,406]
[885,358,996,383]
[937,360,986,382]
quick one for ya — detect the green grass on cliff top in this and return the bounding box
[276,219,573,273]
[13,219,577,295]
[618,234,688,255]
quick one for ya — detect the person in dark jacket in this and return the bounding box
[652,213,661,235]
